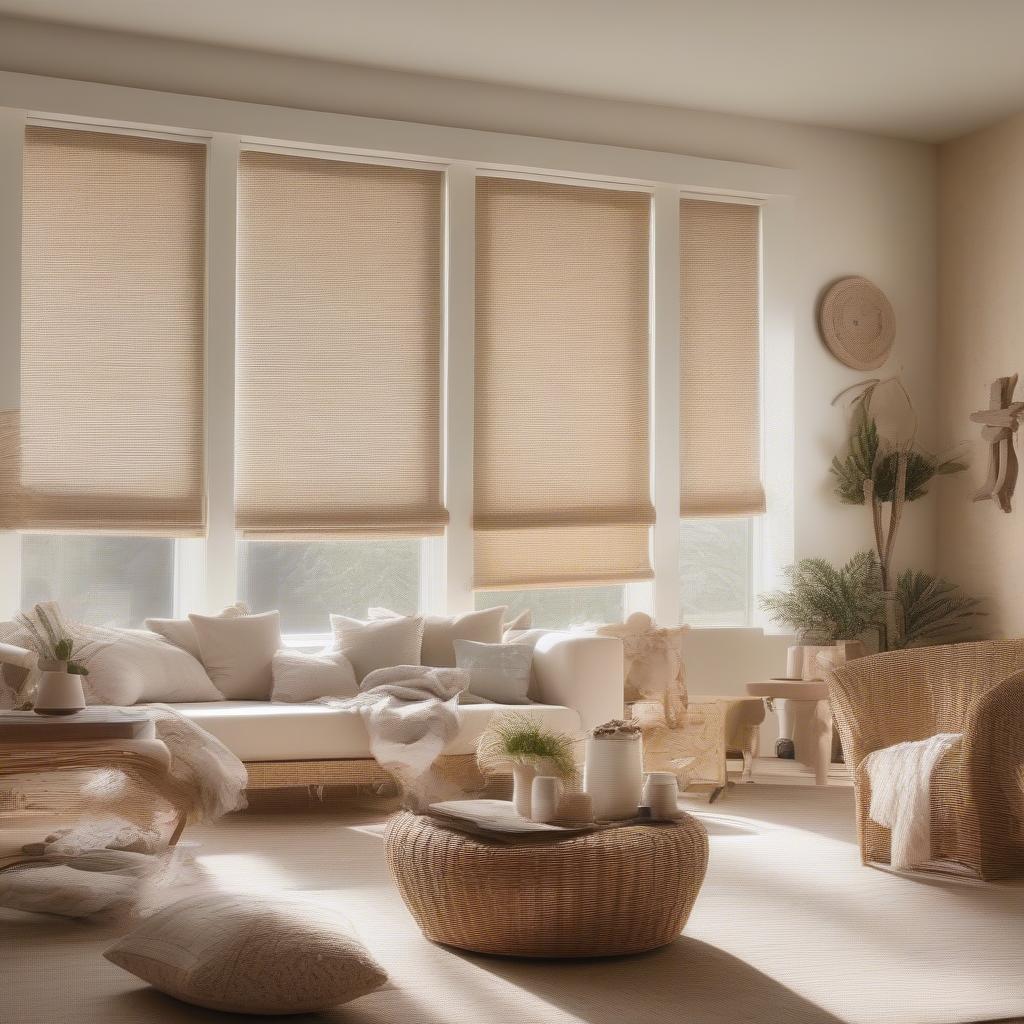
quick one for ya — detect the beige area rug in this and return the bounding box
[2,784,1023,1024]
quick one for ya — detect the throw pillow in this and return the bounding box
[453,639,533,704]
[189,611,281,700]
[104,893,388,1015]
[145,603,249,663]
[89,628,222,705]
[330,614,424,683]
[271,648,358,703]
[368,605,505,667]
[502,608,532,634]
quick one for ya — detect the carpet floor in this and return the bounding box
[2,783,1023,1024]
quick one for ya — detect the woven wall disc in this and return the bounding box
[819,276,895,370]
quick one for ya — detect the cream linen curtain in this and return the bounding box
[18,126,206,535]
[235,151,446,539]
[679,198,766,517]
[474,177,654,590]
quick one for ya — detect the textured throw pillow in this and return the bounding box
[369,606,505,667]
[330,614,424,683]
[189,611,281,700]
[88,628,222,705]
[145,603,249,663]
[271,649,358,703]
[104,893,388,1015]
[453,639,533,704]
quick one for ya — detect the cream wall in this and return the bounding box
[0,17,942,698]
[937,114,1024,637]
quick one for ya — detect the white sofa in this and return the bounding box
[0,624,624,789]
[169,632,622,765]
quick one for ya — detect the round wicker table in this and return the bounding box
[385,810,709,958]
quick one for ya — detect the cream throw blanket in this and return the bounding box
[865,733,962,870]
[318,664,466,798]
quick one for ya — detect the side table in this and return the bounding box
[0,709,187,869]
[745,679,832,785]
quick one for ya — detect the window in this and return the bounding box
[20,535,175,627]
[476,586,625,630]
[238,539,422,635]
[679,518,753,627]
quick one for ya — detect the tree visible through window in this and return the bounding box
[21,535,175,628]
[238,540,421,635]
[679,518,752,626]
[475,586,624,629]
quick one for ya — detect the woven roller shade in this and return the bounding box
[236,151,446,539]
[679,199,765,517]
[474,177,654,590]
[20,126,206,536]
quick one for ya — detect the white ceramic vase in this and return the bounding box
[34,665,86,716]
[584,734,644,820]
[512,763,538,818]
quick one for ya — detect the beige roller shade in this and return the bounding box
[20,126,206,536]
[474,177,654,590]
[679,198,765,517]
[235,151,446,539]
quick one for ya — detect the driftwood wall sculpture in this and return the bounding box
[970,374,1024,512]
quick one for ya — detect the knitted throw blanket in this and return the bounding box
[865,733,962,870]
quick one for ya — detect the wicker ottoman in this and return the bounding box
[385,810,709,958]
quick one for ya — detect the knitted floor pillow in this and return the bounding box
[105,892,387,1015]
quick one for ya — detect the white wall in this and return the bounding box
[0,16,941,701]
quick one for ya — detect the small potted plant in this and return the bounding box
[14,604,99,715]
[477,713,579,818]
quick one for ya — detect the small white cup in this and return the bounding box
[643,771,679,820]
[530,776,564,823]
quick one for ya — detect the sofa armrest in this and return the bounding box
[532,632,623,733]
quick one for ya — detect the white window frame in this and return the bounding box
[0,71,795,634]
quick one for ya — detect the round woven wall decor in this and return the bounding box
[819,276,895,370]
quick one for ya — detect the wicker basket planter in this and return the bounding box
[385,810,709,958]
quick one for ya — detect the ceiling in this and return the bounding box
[2,0,1024,141]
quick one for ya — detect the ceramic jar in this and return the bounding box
[584,733,644,820]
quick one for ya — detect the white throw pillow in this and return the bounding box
[330,614,424,683]
[87,628,222,705]
[271,649,358,703]
[145,603,249,663]
[453,639,534,704]
[368,605,505,668]
[189,611,281,700]
[104,893,388,1015]
[502,608,532,634]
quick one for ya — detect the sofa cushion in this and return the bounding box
[330,614,424,682]
[369,606,505,667]
[189,611,281,700]
[170,700,581,762]
[145,603,250,663]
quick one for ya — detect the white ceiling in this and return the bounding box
[2,0,1024,141]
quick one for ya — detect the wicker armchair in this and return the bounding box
[827,640,1024,880]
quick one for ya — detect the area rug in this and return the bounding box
[3,784,1023,1024]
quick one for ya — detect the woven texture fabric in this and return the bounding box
[104,892,388,1014]
[827,640,1024,880]
[19,127,206,536]
[474,177,654,589]
[386,810,708,957]
[236,150,446,539]
[679,199,765,517]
